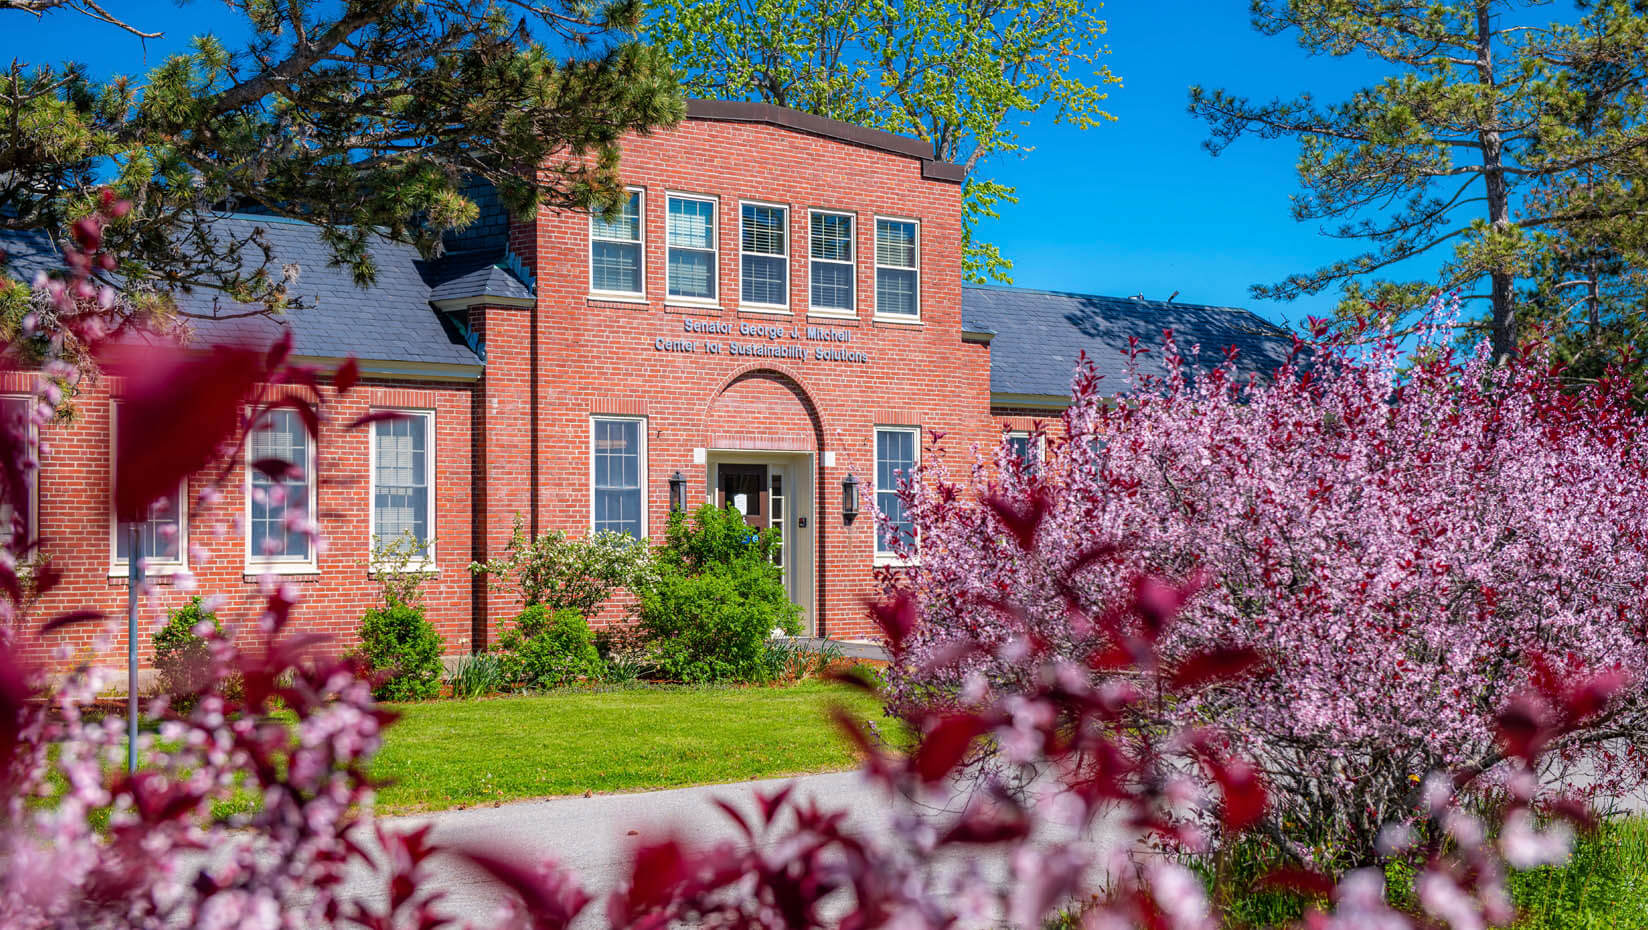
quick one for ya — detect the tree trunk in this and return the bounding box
[1477,0,1516,362]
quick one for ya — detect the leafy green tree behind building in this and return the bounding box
[1189,0,1648,363]
[0,0,682,316]
[647,0,1120,283]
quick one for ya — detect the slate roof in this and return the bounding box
[962,285,1298,400]
[0,214,533,370]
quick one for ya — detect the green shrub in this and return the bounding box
[153,597,220,696]
[448,652,504,698]
[637,504,801,683]
[497,605,603,689]
[470,517,653,613]
[359,603,443,701]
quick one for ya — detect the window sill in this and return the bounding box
[806,310,858,321]
[367,563,439,577]
[872,315,923,327]
[737,305,792,316]
[108,563,189,580]
[245,563,322,578]
[587,293,649,306]
[665,299,721,312]
[873,554,918,569]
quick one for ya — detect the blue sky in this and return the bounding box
[1,1,1480,328]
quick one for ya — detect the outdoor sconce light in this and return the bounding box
[840,472,860,524]
[668,470,688,513]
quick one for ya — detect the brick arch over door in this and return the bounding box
[700,366,835,635]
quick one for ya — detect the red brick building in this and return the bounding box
[0,101,1293,667]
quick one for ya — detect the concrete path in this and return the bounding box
[787,637,890,662]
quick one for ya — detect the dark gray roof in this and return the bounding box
[0,214,534,370]
[963,285,1299,400]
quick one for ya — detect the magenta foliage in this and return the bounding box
[880,299,1648,867]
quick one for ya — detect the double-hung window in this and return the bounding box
[808,211,854,314]
[592,416,645,540]
[371,410,435,562]
[666,195,717,301]
[1006,431,1038,474]
[875,218,920,318]
[874,426,919,559]
[248,408,315,570]
[590,188,644,297]
[740,203,789,309]
[111,404,186,572]
[0,396,34,543]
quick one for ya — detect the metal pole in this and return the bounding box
[126,522,140,774]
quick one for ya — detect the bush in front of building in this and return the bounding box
[495,604,604,689]
[152,597,221,697]
[636,503,801,683]
[469,517,654,614]
[358,603,443,701]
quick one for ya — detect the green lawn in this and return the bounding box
[370,680,886,813]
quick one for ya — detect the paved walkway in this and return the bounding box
[787,637,890,662]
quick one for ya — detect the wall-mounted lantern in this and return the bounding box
[668,470,688,513]
[840,472,860,524]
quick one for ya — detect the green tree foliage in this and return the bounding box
[496,604,604,689]
[1,0,681,311]
[469,517,654,614]
[1189,0,1648,361]
[358,602,444,701]
[637,503,800,683]
[647,0,1118,282]
[152,596,221,697]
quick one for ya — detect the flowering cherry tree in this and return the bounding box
[0,210,1624,929]
[880,303,1648,871]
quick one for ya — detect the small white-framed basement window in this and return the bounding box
[808,210,855,315]
[369,409,436,567]
[874,217,920,319]
[589,187,645,298]
[874,425,920,561]
[591,416,647,540]
[110,403,188,575]
[740,201,790,311]
[666,193,718,303]
[0,395,37,545]
[246,407,317,573]
[1006,430,1041,474]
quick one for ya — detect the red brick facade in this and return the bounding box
[26,104,1041,667]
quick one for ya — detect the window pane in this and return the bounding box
[875,219,917,267]
[742,204,786,256]
[668,197,714,249]
[115,406,183,563]
[0,397,29,537]
[592,241,642,294]
[373,413,431,549]
[742,254,788,306]
[810,213,852,262]
[592,191,641,241]
[593,418,643,539]
[811,261,854,311]
[250,409,312,560]
[669,248,715,299]
[875,429,917,553]
[876,268,918,316]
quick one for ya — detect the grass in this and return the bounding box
[1510,816,1648,929]
[369,679,887,814]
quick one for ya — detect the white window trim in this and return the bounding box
[589,415,649,540]
[665,191,720,307]
[244,408,320,575]
[873,215,922,322]
[806,208,856,318]
[873,425,921,566]
[588,186,646,300]
[108,401,189,577]
[738,199,792,313]
[0,394,38,546]
[367,407,437,572]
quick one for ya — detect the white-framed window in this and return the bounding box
[666,194,718,302]
[246,407,317,571]
[0,395,36,545]
[1006,431,1039,474]
[591,416,646,540]
[875,217,920,318]
[370,409,436,563]
[740,201,789,310]
[110,403,187,573]
[590,187,644,297]
[808,210,855,314]
[874,426,920,558]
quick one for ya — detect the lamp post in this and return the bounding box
[840,472,860,524]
